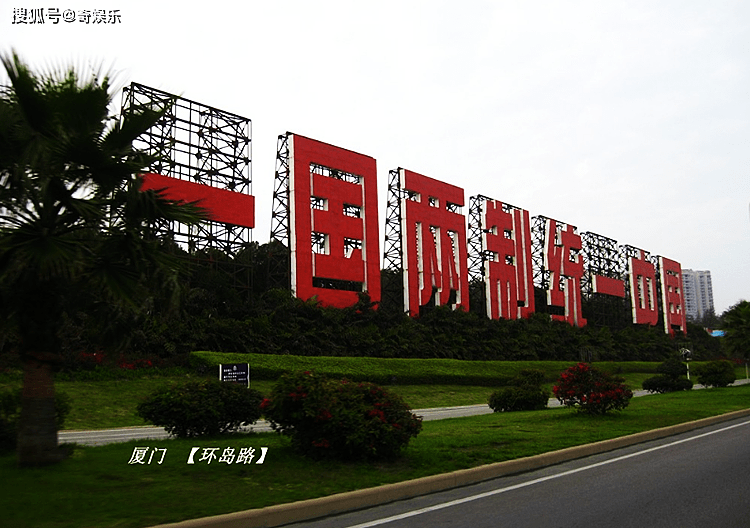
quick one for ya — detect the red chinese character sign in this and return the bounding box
[288,134,380,308]
[659,257,686,335]
[481,200,535,320]
[626,248,659,326]
[541,219,586,326]
[400,169,469,315]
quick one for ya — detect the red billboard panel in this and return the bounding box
[289,134,380,308]
[627,250,658,326]
[659,257,687,335]
[482,200,534,320]
[543,219,586,326]
[140,173,255,228]
[592,275,625,297]
[400,169,469,315]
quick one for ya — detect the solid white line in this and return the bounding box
[344,419,750,528]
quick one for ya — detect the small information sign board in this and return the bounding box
[219,363,250,387]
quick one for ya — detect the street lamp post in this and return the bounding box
[680,348,692,380]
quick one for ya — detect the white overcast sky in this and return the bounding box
[2,0,749,314]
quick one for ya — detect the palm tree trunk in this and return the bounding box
[17,356,63,467]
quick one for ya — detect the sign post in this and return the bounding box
[219,363,251,388]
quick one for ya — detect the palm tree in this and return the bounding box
[0,52,206,466]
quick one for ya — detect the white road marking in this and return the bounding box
[344,419,750,528]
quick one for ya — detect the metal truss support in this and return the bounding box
[467,194,507,316]
[467,195,489,284]
[266,133,291,291]
[580,232,628,328]
[381,168,405,312]
[530,215,550,290]
[581,232,622,297]
[120,83,253,292]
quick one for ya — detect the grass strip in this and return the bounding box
[190,352,664,385]
[2,386,749,528]
[2,362,746,430]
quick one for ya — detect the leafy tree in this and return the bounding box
[0,53,205,466]
[692,307,722,329]
[721,300,750,359]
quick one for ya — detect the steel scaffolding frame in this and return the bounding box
[268,133,291,290]
[120,83,254,293]
[381,168,406,311]
[120,83,252,251]
[581,232,622,297]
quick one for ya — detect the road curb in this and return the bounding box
[149,407,750,528]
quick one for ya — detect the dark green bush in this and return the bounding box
[0,389,72,452]
[136,380,263,438]
[488,386,549,412]
[695,360,736,388]
[488,369,549,412]
[262,371,422,460]
[656,357,688,379]
[642,375,693,394]
[642,357,693,393]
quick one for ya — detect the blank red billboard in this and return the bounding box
[140,173,255,228]
[289,134,380,308]
[400,169,469,315]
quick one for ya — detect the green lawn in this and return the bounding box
[1,385,749,528]
[1,360,746,430]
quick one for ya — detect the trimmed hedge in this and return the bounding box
[488,369,549,412]
[191,352,655,386]
[136,380,263,438]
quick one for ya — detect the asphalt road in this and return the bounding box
[283,415,750,528]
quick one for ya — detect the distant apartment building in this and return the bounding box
[681,269,714,321]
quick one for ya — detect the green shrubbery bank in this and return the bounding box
[5,292,726,375]
[191,352,662,386]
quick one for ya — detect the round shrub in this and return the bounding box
[553,363,633,415]
[642,375,693,394]
[488,369,549,412]
[262,371,422,460]
[656,357,688,379]
[136,380,263,438]
[695,360,736,388]
[488,386,549,412]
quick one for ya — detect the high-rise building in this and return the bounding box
[681,269,714,321]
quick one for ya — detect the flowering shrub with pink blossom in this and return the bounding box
[262,371,422,460]
[553,363,633,415]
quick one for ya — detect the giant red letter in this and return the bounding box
[289,134,380,308]
[627,249,659,326]
[400,169,469,315]
[543,219,586,326]
[482,200,534,320]
[659,257,687,335]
